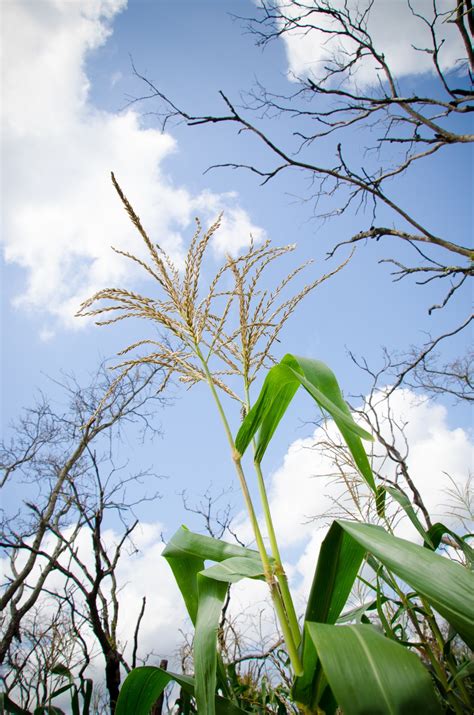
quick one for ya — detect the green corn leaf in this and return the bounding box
[384,485,433,546]
[45,684,72,700]
[163,527,265,715]
[284,355,373,441]
[292,522,365,709]
[115,665,248,715]
[116,666,188,715]
[163,525,260,565]
[235,355,372,461]
[195,575,228,713]
[162,526,261,623]
[70,688,80,715]
[285,356,375,492]
[235,362,299,459]
[338,520,474,649]
[201,556,265,583]
[195,554,267,713]
[307,623,442,715]
[235,354,375,493]
[295,519,473,710]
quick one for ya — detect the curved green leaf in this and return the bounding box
[163,527,264,715]
[286,356,375,492]
[116,666,247,715]
[284,355,373,440]
[339,520,474,649]
[307,623,441,715]
[293,522,365,709]
[116,666,190,715]
[81,679,93,715]
[384,486,432,546]
[195,575,228,712]
[202,556,265,583]
[162,526,261,623]
[235,354,375,493]
[50,664,72,679]
[195,554,266,713]
[235,362,299,459]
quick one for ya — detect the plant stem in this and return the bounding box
[254,459,301,645]
[194,344,303,675]
[243,382,301,647]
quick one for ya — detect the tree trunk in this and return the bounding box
[105,650,122,714]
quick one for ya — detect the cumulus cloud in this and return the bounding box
[1,0,264,331]
[275,0,465,87]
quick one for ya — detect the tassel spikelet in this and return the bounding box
[76,173,350,406]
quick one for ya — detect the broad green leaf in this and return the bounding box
[384,486,432,546]
[286,356,375,492]
[163,525,260,564]
[293,522,365,709]
[162,525,261,623]
[115,666,247,715]
[284,355,373,442]
[195,554,266,712]
[46,683,73,700]
[70,688,80,715]
[163,527,264,715]
[235,354,375,493]
[195,575,228,712]
[116,667,190,715]
[235,362,299,459]
[339,520,474,649]
[307,623,442,715]
[202,556,265,583]
[304,522,366,627]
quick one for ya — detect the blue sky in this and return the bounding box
[1,0,472,673]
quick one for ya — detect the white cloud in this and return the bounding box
[1,0,264,332]
[275,0,465,87]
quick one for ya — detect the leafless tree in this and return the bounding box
[1,364,166,713]
[128,0,473,389]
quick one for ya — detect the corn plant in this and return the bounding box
[78,176,473,714]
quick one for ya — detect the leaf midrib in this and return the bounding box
[350,627,396,715]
